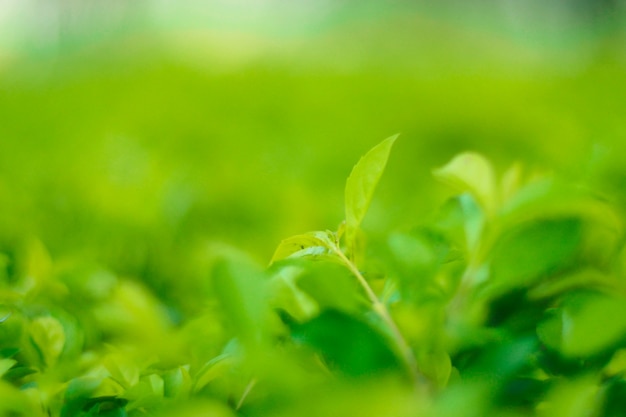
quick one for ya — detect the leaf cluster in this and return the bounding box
[2,137,626,416]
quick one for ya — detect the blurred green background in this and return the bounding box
[1,0,625,316]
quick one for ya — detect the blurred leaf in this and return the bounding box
[124,374,164,412]
[604,349,626,378]
[0,380,40,416]
[500,179,623,235]
[538,292,626,358]
[433,152,497,215]
[193,354,235,393]
[83,398,127,417]
[62,377,125,417]
[528,269,617,300]
[417,350,451,389]
[432,193,483,256]
[488,218,582,291]
[0,357,16,377]
[296,261,369,315]
[212,252,269,348]
[537,377,600,417]
[268,264,319,322]
[602,378,626,417]
[291,309,401,377]
[103,354,140,390]
[345,135,398,256]
[163,366,192,399]
[30,316,65,369]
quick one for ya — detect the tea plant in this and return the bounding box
[2,136,626,416]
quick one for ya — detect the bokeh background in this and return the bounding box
[1,0,626,317]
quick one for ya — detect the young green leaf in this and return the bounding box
[433,152,497,215]
[163,366,192,399]
[30,316,65,368]
[344,135,398,257]
[0,358,16,378]
[270,231,337,265]
[103,354,140,390]
[193,354,235,393]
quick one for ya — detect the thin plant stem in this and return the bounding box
[332,245,428,390]
[236,378,257,411]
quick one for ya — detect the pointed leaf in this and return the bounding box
[193,354,234,393]
[345,134,398,253]
[0,358,16,378]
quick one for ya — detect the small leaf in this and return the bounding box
[30,316,65,368]
[268,264,319,322]
[270,231,337,265]
[163,366,192,399]
[193,354,235,393]
[433,152,497,215]
[124,374,164,411]
[0,358,16,378]
[103,354,140,389]
[345,135,398,255]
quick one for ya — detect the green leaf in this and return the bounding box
[0,380,39,416]
[212,253,269,347]
[290,309,401,377]
[0,358,16,378]
[296,261,369,315]
[539,292,626,358]
[344,135,398,256]
[103,354,140,389]
[268,264,319,322]
[417,350,451,389]
[489,218,582,291]
[29,316,65,368]
[163,366,192,399]
[270,231,337,265]
[537,376,600,417]
[193,354,235,393]
[433,152,497,215]
[61,377,125,417]
[124,374,164,412]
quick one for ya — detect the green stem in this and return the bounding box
[332,245,428,390]
[236,378,257,411]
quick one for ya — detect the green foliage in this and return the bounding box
[2,133,626,417]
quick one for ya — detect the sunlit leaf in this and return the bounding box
[270,231,337,264]
[268,264,319,322]
[163,366,192,399]
[345,135,398,256]
[193,354,235,393]
[0,358,16,377]
[29,316,65,368]
[433,152,497,215]
[103,354,140,389]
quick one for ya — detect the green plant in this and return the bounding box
[1,136,626,416]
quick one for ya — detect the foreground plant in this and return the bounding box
[2,136,626,416]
